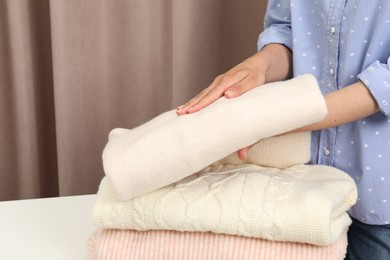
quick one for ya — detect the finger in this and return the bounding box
[176,88,210,115]
[224,74,265,98]
[186,86,229,113]
[177,78,231,115]
[185,72,250,113]
[176,88,219,115]
[176,76,224,115]
[177,68,250,115]
[237,146,252,161]
[186,85,234,113]
[176,77,226,114]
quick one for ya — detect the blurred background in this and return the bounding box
[0,0,266,200]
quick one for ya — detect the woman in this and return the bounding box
[177,1,390,259]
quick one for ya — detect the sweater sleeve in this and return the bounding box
[257,0,292,51]
[357,57,390,117]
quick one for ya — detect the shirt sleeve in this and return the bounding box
[357,57,390,117]
[257,0,292,51]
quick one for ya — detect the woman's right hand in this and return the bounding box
[175,44,293,160]
[176,44,292,115]
[176,52,270,115]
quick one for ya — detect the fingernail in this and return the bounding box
[176,105,184,110]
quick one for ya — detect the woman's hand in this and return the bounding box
[176,44,293,160]
[175,54,269,159]
[176,53,269,115]
[176,44,292,115]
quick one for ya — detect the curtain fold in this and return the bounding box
[0,0,266,200]
[0,0,58,200]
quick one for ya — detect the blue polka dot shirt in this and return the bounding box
[258,0,390,225]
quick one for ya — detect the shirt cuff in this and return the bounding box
[257,26,293,52]
[357,58,390,117]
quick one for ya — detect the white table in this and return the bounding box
[0,194,97,260]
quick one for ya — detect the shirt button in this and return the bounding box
[323,148,330,156]
[329,68,334,75]
[330,26,336,34]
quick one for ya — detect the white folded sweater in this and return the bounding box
[93,164,357,246]
[103,75,327,200]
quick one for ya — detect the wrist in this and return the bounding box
[257,44,293,83]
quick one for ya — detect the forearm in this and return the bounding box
[296,81,379,132]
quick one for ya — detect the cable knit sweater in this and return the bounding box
[93,163,357,246]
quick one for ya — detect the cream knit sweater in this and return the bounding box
[93,163,357,246]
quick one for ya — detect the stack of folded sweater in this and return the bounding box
[89,75,358,260]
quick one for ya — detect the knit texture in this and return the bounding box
[92,164,357,246]
[102,74,327,200]
[88,229,348,260]
[214,132,311,168]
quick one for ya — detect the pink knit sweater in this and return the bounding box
[88,229,348,260]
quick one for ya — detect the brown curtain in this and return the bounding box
[0,0,266,201]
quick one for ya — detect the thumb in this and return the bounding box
[237,145,253,161]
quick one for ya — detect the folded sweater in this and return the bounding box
[102,75,327,200]
[88,229,349,260]
[92,164,357,246]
